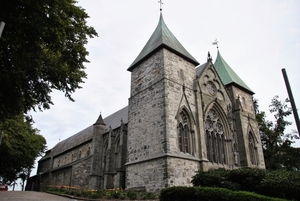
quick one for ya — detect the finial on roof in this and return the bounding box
[212,38,219,49]
[207,51,212,62]
[158,0,163,12]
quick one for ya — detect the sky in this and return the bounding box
[27,0,300,178]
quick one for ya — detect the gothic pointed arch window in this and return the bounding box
[249,131,258,165]
[177,109,192,154]
[205,108,227,164]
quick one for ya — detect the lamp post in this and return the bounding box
[0,21,4,145]
[282,68,300,136]
[0,21,5,38]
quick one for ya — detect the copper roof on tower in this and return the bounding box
[214,50,254,94]
[128,13,199,71]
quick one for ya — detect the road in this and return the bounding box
[0,191,80,201]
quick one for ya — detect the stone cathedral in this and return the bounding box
[27,13,265,192]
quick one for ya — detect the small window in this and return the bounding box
[249,132,258,165]
[87,147,91,156]
[177,110,191,154]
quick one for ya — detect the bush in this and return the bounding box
[140,192,157,200]
[192,168,300,200]
[95,190,105,198]
[257,170,300,200]
[126,190,137,200]
[227,168,266,191]
[160,186,288,201]
[110,190,126,199]
[191,168,233,188]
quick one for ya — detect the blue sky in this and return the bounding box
[28,0,300,177]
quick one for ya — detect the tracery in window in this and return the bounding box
[177,110,191,154]
[205,108,227,164]
[249,132,258,165]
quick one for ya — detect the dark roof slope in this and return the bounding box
[40,106,128,160]
[128,13,199,71]
[196,62,207,76]
[214,50,254,94]
[103,106,128,132]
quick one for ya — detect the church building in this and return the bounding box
[26,13,265,192]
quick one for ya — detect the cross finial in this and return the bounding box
[212,38,219,49]
[158,0,163,12]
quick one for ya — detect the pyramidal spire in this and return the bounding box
[128,13,199,71]
[214,50,254,94]
[94,113,105,125]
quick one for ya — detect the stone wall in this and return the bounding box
[166,157,199,187]
[128,49,166,164]
[195,63,242,171]
[52,141,92,169]
[229,86,265,168]
[52,167,72,186]
[163,49,197,156]
[126,158,167,192]
[38,158,52,173]
[72,157,93,188]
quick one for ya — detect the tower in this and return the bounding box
[89,114,106,189]
[126,13,200,191]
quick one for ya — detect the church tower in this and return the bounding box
[126,13,200,191]
[214,51,265,168]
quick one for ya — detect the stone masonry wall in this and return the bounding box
[127,49,167,190]
[38,158,52,173]
[229,86,265,168]
[163,49,197,156]
[166,157,199,187]
[126,158,167,192]
[52,167,72,186]
[52,141,92,169]
[72,157,93,188]
[127,49,166,164]
[196,63,238,171]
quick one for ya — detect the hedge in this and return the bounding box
[160,186,289,201]
[191,168,300,200]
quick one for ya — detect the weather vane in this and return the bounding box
[158,0,163,12]
[212,38,219,49]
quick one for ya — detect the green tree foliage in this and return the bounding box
[0,114,46,184]
[0,0,98,121]
[255,96,299,170]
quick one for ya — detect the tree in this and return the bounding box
[0,114,46,186]
[255,96,300,170]
[0,0,98,121]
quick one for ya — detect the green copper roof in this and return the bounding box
[128,13,199,71]
[214,50,254,94]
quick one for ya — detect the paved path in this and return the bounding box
[0,191,79,201]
